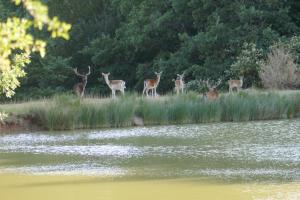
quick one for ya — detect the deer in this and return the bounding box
[101,72,126,98]
[228,76,244,93]
[73,66,91,98]
[172,73,185,95]
[142,71,162,97]
[202,79,222,101]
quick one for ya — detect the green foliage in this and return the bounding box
[230,43,264,87]
[1,0,300,100]
[0,0,71,97]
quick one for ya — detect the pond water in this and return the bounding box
[0,119,300,200]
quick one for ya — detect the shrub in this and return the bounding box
[260,45,300,89]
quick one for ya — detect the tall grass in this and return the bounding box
[21,90,300,130]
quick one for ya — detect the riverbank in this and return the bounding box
[1,90,300,131]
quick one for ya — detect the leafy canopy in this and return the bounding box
[0,0,71,97]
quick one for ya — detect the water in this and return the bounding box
[0,119,300,199]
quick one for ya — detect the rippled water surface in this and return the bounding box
[1,119,299,182]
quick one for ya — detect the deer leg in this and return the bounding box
[112,90,116,98]
[142,87,147,96]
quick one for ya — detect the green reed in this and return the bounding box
[25,90,300,130]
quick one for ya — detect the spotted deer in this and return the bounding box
[202,79,222,101]
[73,66,91,98]
[173,73,185,95]
[142,71,162,97]
[228,76,244,92]
[102,72,126,98]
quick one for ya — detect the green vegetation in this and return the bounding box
[1,90,300,130]
[0,0,70,97]
[0,0,299,101]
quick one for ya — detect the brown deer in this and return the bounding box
[173,73,185,95]
[202,79,222,101]
[73,66,91,98]
[143,71,162,97]
[101,72,126,98]
[228,76,244,93]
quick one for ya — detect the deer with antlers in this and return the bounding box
[142,71,162,97]
[202,79,222,101]
[102,72,126,98]
[173,73,185,95]
[73,66,91,98]
[228,76,244,93]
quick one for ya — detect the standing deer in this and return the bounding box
[228,76,244,93]
[202,79,222,101]
[173,73,185,95]
[143,71,162,97]
[73,66,91,98]
[101,72,126,98]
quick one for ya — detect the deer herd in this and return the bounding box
[73,67,244,100]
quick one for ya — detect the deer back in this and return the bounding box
[228,80,242,88]
[145,79,158,87]
[109,80,126,89]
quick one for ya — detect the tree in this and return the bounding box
[230,43,263,87]
[0,0,71,97]
[1,0,300,99]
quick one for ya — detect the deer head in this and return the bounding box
[202,79,221,91]
[74,66,91,82]
[176,72,184,81]
[73,66,91,97]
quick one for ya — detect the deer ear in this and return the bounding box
[108,72,110,75]
[177,74,180,76]
[101,72,105,76]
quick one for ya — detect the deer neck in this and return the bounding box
[156,76,161,86]
[180,79,184,85]
[239,78,243,86]
[81,78,87,91]
[104,76,112,88]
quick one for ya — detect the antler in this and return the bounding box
[201,79,211,89]
[86,66,91,76]
[200,79,221,89]
[74,66,91,77]
[210,79,222,89]
[73,68,85,77]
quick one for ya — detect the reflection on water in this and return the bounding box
[0,119,300,182]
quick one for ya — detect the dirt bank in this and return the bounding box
[0,114,42,133]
